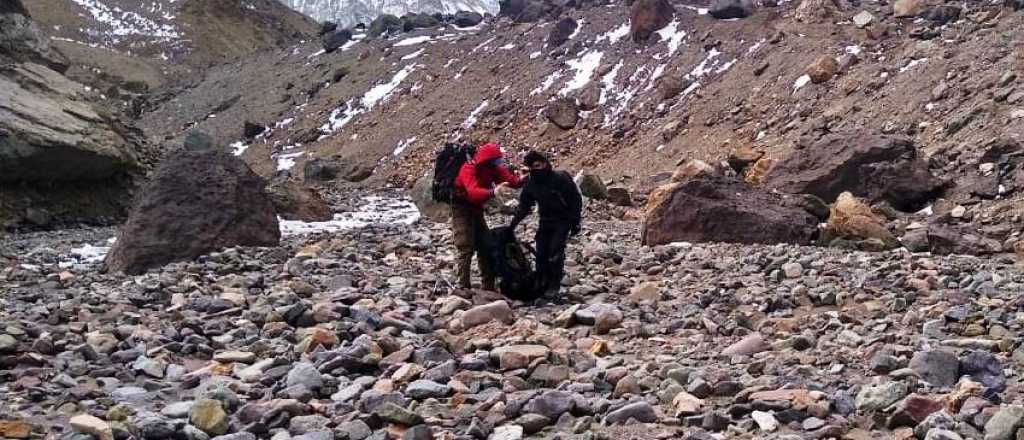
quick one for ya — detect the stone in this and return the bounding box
[781,262,803,278]
[751,411,778,432]
[576,173,608,199]
[190,399,229,435]
[287,362,324,390]
[887,395,944,428]
[726,147,764,174]
[375,402,424,426]
[856,382,909,411]
[322,29,352,52]
[547,17,577,47]
[983,405,1024,440]
[367,14,403,37]
[0,421,31,439]
[290,415,330,434]
[853,10,875,27]
[132,356,166,378]
[522,390,574,419]
[161,401,194,419]
[104,149,280,274]
[458,301,514,330]
[412,172,450,222]
[807,55,839,84]
[630,0,675,43]
[672,159,716,183]
[960,351,1006,392]
[593,306,623,335]
[672,391,704,416]
[709,0,754,19]
[514,414,551,434]
[405,380,450,399]
[628,282,660,303]
[403,425,433,440]
[642,176,818,247]
[545,98,579,129]
[489,425,524,440]
[605,402,658,424]
[70,414,113,440]
[453,11,483,27]
[606,187,633,207]
[85,331,118,354]
[910,351,959,388]
[267,178,333,222]
[213,351,256,364]
[762,132,943,211]
[722,333,770,356]
[894,0,927,17]
[492,345,550,370]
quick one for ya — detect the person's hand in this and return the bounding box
[570,223,581,237]
[493,182,512,202]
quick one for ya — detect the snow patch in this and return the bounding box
[277,152,304,171]
[462,100,489,129]
[596,22,630,44]
[322,64,418,133]
[279,197,420,236]
[529,51,543,59]
[401,48,426,60]
[69,0,179,40]
[532,71,563,96]
[794,74,812,90]
[499,43,516,50]
[230,141,250,157]
[59,238,117,267]
[559,50,604,96]
[394,36,433,47]
[899,58,928,73]
[393,137,417,156]
[655,20,687,59]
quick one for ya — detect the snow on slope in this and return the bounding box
[280,0,498,27]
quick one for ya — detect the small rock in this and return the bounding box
[190,399,229,436]
[605,402,658,424]
[751,411,778,432]
[70,414,113,440]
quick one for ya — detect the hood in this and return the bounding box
[474,143,503,164]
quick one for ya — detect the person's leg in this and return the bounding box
[534,222,555,293]
[473,213,497,291]
[451,206,474,289]
[546,222,572,292]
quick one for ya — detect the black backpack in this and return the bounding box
[431,143,476,203]
[486,226,541,301]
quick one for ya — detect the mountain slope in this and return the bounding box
[281,0,498,27]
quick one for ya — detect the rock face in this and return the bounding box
[105,149,280,274]
[642,176,819,246]
[545,98,579,129]
[630,0,674,43]
[708,0,754,19]
[547,17,577,47]
[322,29,353,52]
[0,64,138,182]
[0,1,67,72]
[762,132,944,211]
[267,177,333,222]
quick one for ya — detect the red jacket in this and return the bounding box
[454,143,523,211]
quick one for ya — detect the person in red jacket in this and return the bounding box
[452,143,524,290]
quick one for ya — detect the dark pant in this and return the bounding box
[535,221,571,293]
[451,205,495,290]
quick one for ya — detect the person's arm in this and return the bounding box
[511,182,535,228]
[495,165,524,188]
[460,169,494,205]
[564,173,583,234]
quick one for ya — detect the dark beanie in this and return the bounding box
[523,150,549,166]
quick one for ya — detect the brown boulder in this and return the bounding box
[657,75,687,101]
[893,0,927,17]
[578,85,601,111]
[672,159,716,183]
[727,146,765,173]
[630,0,675,43]
[806,55,839,84]
[105,150,280,274]
[267,177,333,222]
[822,192,899,250]
[641,176,819,246]
[762,132,944,211]
[547,17,578,47]
[794,0,841,22]
[744,156,776,184]
[545,98,579,130]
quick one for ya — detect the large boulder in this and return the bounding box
[708,0,755,19]
[630,0,675,43]
[368,14,403,37]
[403,14,441,31]
[893,0,927,17]
[761,133,944,212]
[548,17,578,47]
[576,173,608,199]
[267,177,333,222]
[453,11,484,27]
[321,29,353,52]
[104,150,280,274]
[822,192,899,250]
[642,176,819,246]
[545,98,579,129]
[0,63,138,182]
[303,157,374,183]
[499,0,552,22]
[412,172,450,222]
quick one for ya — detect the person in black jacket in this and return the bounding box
[510,151,583,296]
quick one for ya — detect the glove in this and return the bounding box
[570,223,581,237]
[493,182,511,203]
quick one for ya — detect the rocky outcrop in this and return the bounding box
[322,29,353,52]
[546,98,579,129]
[709,0,754,20]
[368,14,404,38]
[0,63,139,182]
[630,0,674,43]
[412,172,450,222]
[548,17,578,47]
[642,177,819,246]
[0,1,67,72]
[762,133,945,212]
[105,150,280,274]
[453,11,484,27]
[267,177,333,222]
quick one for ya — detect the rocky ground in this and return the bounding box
[2,192,1024,440]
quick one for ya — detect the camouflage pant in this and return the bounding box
[451,204,496,290]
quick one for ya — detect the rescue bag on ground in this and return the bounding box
[486,226,541,301]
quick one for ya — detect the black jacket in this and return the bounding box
[511,170,583,228]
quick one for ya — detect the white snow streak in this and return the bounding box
[596,22,630,44]
[899,58,928,73]
[279,197,420,236]
[394,35,434,46]
[559,51,604,96]
[462,100,489,129]
[393,137,417,156]
[322,64,418,133]
[277,152,304,171]
[793,74,811,90]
